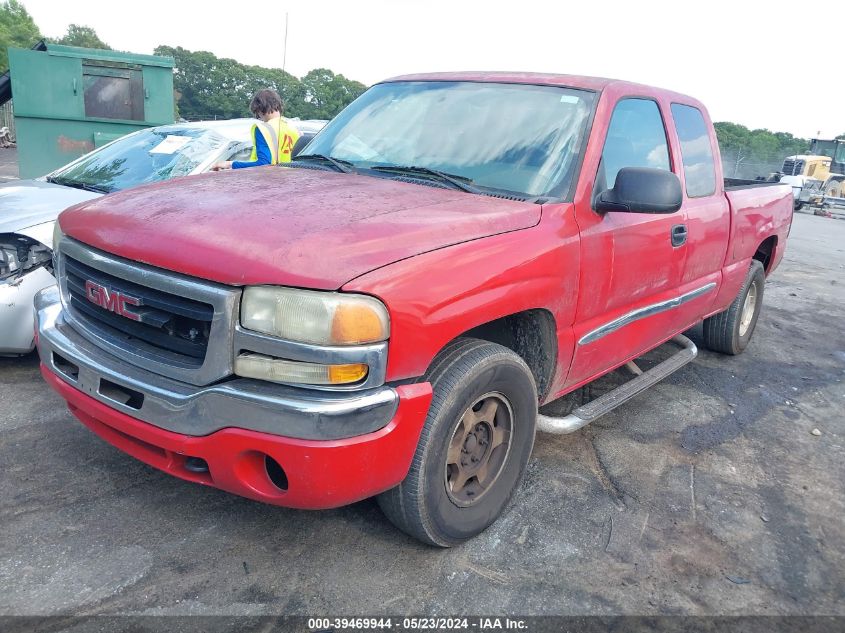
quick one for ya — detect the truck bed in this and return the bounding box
[724,178,784,191]
[724,182,793,270]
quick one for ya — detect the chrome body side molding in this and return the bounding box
[578,282,716,346]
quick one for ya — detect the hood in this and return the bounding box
[0,179,101,235]
[58,167,542,289]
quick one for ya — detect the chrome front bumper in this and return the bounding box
[35,286,399,440]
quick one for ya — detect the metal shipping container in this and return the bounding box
[7,44,174,178]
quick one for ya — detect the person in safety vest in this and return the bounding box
[212,89,300,170]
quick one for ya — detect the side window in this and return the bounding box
[671,103,716,197]
[600,98,670,189]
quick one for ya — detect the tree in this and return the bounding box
[299,68,366,119]
[714,121,809,178]
[836,133,845,141]
[153,46,363,122]
[244,64,304,114]
[155,45,269,120]
[0,0,42,71]
[50,24,109,49]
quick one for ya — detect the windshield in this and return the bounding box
[49,127,231,193]
[301,81,596,199]
[810,140,839,161]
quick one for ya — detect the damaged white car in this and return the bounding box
[0,119,262,355]
[1,216,57,354]
[0,117,326,354]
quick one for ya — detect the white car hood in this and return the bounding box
[0,179,101,236]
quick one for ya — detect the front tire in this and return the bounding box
[377,338,537,547]
[703,260,765,355]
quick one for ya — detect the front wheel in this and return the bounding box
[702,260,765,355]
[377,338,537,547]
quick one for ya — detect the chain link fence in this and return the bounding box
[720,151,784,181]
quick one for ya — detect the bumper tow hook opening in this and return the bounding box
[98,379,144,410]
[265,455,289,491]
[184,456,209,474]
[52,352,79,381]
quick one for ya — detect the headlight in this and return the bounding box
[0,234,53,282]
[240,286,390,346]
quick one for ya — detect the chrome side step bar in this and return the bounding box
[537,335,698,435]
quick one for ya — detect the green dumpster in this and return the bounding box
[8,44,174,178]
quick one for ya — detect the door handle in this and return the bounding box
[671,224,688,247]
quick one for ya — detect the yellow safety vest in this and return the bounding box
[250,117,300,164]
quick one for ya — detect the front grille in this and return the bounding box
[64,254,213,365]
[57,237,239,386]
[782,159,803,176]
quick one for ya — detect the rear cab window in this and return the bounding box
[670,103,716,197]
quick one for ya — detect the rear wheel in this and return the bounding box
[377,338,537,547]
[702,260,765,355]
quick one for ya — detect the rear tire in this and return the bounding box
[377,338,537,547]
[702,260,765,355]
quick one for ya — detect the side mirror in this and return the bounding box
[595,167,682,214]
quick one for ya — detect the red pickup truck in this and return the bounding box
[35,72,792,546]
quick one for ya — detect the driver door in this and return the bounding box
[566,97,687,388]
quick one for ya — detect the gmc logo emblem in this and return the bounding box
[85,280,142,321]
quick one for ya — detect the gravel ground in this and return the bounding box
[0,212,843,619]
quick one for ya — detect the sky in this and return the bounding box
[22,0,844,139]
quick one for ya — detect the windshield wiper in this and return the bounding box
[369,165,479,194]
[291,154,354,173]
[77,182,111,194]
[47,176,111,194]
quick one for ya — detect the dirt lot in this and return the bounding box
[0,212,843,618]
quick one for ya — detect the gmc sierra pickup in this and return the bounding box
[35,73,792,546]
